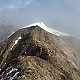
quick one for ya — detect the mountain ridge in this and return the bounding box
[0,24,80,80]
[22,22,70,36]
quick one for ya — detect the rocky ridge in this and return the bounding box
[0,22,80,80]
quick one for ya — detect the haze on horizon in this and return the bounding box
[0,0,80,37]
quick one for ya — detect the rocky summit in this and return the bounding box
[0,22,80,80]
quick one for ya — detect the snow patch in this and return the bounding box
[10,72,19,80]
[0,66,20,80]
[10,36,22,50]
[14,36,22,45]
[7,68,18,75]
[47,27,69,36]
[22,75,27,79]
[24,22,48,31]
[23,22,69,36]
[9,31,14,37]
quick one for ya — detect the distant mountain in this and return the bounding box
[0,24,13,41]
[0,19,17,41]
[0,22,80,80]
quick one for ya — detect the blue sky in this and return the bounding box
[0,0,80,37]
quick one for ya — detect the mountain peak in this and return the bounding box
[23,22,69,36]
[0,22,80,80]
[24,22,48,31]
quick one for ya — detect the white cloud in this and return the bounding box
[0,4,17,11]
[0,0,34,11]
[6,4,16,9]
[23,0,34,7]
[9,5,16,9]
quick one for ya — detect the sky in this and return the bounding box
[0,0,80,37]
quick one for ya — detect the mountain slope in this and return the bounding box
[0,23,80,80]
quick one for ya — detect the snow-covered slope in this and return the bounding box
[24,22,69,36]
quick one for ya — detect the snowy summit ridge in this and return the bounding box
[24,22,48,31]
[24,22,69,36]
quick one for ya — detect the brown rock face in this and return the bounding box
[0,26,80,80]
